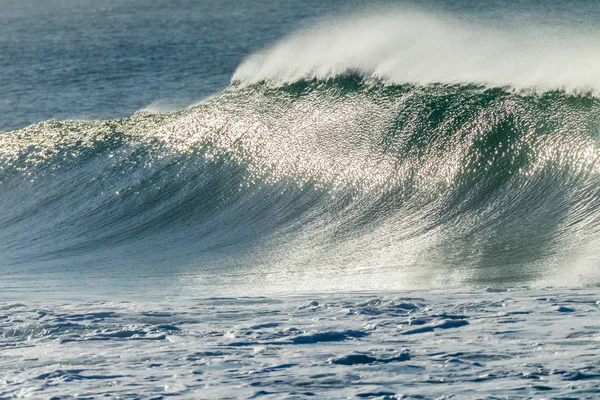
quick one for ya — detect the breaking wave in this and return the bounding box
[3,10,600,291]
[234,9,600,94]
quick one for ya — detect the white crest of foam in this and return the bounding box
[233,8,600,93]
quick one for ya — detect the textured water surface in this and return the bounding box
[2,288,600,398]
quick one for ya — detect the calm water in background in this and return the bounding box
[1,0,350,131]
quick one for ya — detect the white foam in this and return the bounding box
[4,289,600,397]
[233,7,600,93]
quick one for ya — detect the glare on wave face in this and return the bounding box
[3,3,600,296]
[4,78,600,293]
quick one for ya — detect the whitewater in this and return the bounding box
[3,2,600,398]
[234,8,600,93]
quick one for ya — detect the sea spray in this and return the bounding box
[233,9,600,94]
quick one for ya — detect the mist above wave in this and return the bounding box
[233,7,600,93]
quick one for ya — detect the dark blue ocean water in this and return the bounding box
[1,0,352,131]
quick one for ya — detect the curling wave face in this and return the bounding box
[3,78,600,292]
[3,10,600,294]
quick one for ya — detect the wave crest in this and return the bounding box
[233,8,600,94]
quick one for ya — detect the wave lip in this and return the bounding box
[233,8,600,94]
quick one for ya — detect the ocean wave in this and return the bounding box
[2,78,600,288]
